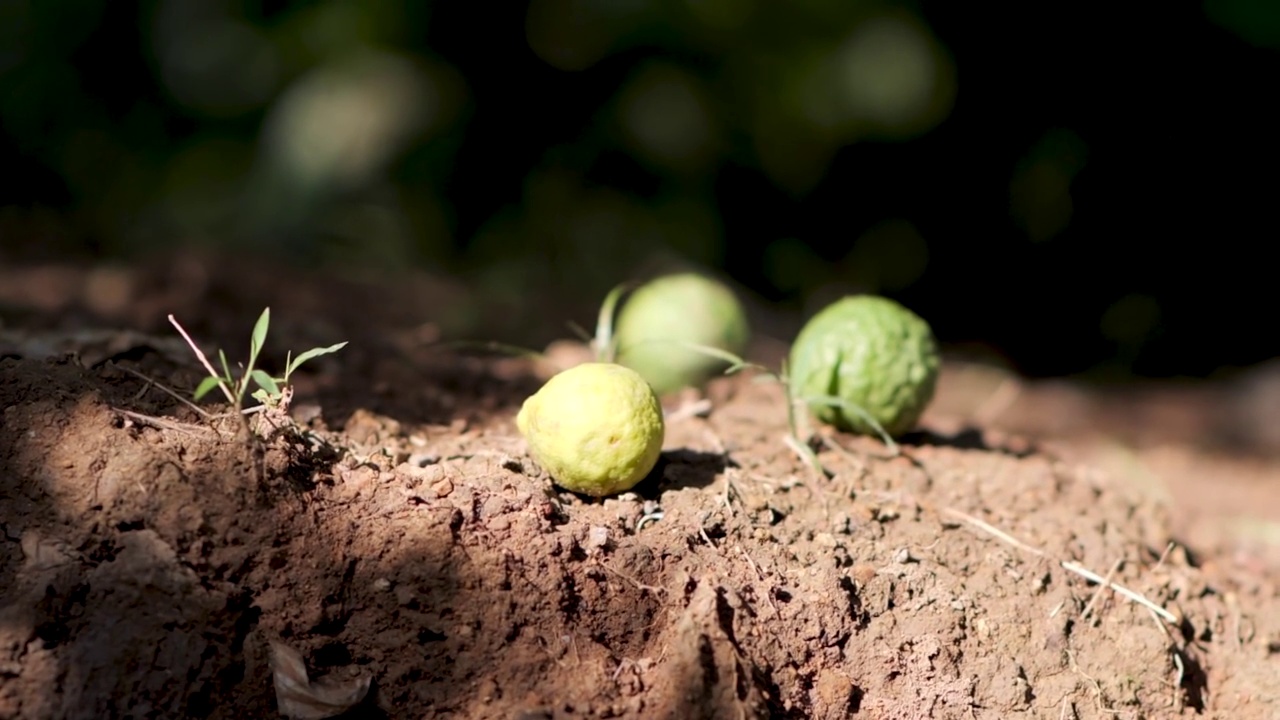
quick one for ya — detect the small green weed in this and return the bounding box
[168,307,347,425]
[672,341,899,475]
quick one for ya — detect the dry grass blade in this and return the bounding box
[943,508,1045,557]
[942,508,1179,625]
[167,314,236,405]
[1060,560,1179,624]
[114,365,213,419]
[109,407,215,436]
[663,398,713,424]
[269,640,372,719]
[595,560,666,595]
[1080,558,1124,625]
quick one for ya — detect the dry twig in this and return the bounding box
[1080,558,1124,625]
[166,315,235,405]
[110,407,215,436]
[942,507,1179,625]
[595,560,665,595]
[114,365,213,419]
[665,398,713,424]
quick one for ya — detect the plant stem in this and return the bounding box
[168,315,236,405]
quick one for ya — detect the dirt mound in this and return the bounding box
[2,258,1279,719]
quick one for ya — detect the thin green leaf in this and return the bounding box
[675,341,744,366]
[592,282,633,362]
[796,394,900,455]
[670,341,773,377]
[782,360,800,440]
[218,349,232,379]
[249,307,270,363]
[564,321,593,344]
[250,369,280,398]
[286,341,348,376]
[437,339,546,361]
[194,376,224,401]
[783,432,829,477]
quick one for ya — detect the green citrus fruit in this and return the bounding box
[788,295,939,438]
[614,273,750,395]
[516,362,665,497]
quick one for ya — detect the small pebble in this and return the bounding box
[832,513,852,535]
[586,526,610,552]
[409,452,440,468]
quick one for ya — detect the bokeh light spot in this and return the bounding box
[151,0,280,117]
[834,13,955,138]
[617,63,719,176]
[258,51,448,195]
[1010,128,1089,243]
[1100,293,1162,355]
[526,0,631,71]
[843,218,930,293]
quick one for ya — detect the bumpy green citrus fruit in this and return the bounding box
[614,273,750,395]
[788,295,939,438]
[516,362,665,497]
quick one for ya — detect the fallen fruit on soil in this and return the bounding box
[613,273,750,395]
[788,294,939,438]
[516,362,665,497]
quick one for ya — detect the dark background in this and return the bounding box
[2,0,1277,380]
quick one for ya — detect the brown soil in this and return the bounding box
[2,253,1279,719]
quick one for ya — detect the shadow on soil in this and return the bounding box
[651,449,733,494]
[902,425,1039,458]
[0,356,462,716]
[0,253,547,432]
[2,352,764,719]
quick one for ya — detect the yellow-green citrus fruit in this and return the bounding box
[614,273,751,395]
[516,362,665,497]
[788,295,939,438]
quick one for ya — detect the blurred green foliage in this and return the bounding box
[1205,0,1280,48]
[1,0,954,300]
[4,0,1278,379]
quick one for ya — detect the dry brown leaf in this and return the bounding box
[269,640,372,719]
